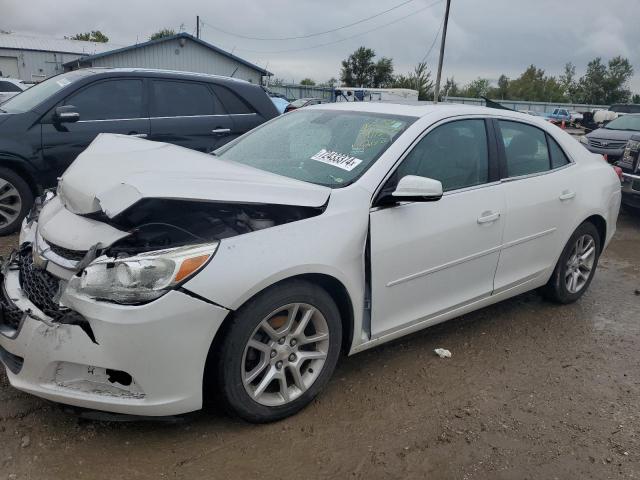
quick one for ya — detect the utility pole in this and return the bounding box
[196,16,200,38]
[433,0,452,104]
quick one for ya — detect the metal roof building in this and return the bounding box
[0,33,121,82]
[64,33,271,84]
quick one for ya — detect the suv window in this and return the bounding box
[395,119,489,192]
[151,80,224,117]
[548,135,571,168]
[211,85,254,114]
[65,79,143,121]
[498,120,550,177]
[0,81,22,92]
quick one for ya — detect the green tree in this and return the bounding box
[559,62,578,101]
[299,78,316,86]
[575,56,633,104]
[443,77,460,97]
[463,78,492,98]
[149,28,176,41]
[505,65,564,102]
[392,62,433,100]
[340,47,393,88]
[321,77,338,88]
[68,30,109,42]
[632,94,640,104]
[496,74,509,99]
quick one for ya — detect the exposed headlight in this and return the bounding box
[67,243,218,304]
[579,135,589,145]
[626,139,640,152]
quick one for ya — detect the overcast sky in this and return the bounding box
[3,0,640,90]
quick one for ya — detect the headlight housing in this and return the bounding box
[625,139,640,152]
[66,243,218,304]
[579,135,589,145]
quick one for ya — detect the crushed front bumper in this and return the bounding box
[0,252,230,416]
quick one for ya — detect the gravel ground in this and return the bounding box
[0,211,639,480]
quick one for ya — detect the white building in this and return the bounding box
[64,33,270,84]
[0,33,119,82]
[0,32,270,84]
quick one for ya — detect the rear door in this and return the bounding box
[148,79,234,152]
[492,119,578,293]
[210,84,262,143]
[41,78,148,177]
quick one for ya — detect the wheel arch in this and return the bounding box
[0,154,40,196]
[583,214,606,253]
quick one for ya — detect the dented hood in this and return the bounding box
[58,134,331,217]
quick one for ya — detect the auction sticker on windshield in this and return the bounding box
[310,149,363,171]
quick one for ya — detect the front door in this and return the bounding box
[370,118,505,336]
[148,79,235,153]
[41,78,148,184]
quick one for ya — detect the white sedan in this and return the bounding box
[0,103,621,422]
[0,78,28,104]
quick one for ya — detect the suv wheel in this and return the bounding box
[214,280,342,423]
[0,168,33,236]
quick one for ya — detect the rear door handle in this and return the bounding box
[559,190,576,201]
[211,128,231,134]
[477,211,501,224]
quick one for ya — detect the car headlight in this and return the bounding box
[626,139,640,152]
[67,243,218,304]
[579,135,589,145]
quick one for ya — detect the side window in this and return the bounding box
[65,79,143,121]
[498,120,550,177]
[151,80,223,117]
[395,119,489,192]
[0,81,22,92]
[211,85,254,114]
[548,135,571,168]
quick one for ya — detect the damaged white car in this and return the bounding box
[0,103,621,422]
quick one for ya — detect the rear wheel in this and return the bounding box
[0,168,33,236]
[214,280,342,423]
[541,222,601,304]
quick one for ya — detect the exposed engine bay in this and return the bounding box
[103,198,325,255]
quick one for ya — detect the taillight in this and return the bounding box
[613,166,623,181]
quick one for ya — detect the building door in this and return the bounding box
[0,56,20,78]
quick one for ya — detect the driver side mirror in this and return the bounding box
[378,175,443,206]
[53,105,80,124]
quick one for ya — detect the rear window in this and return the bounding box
[0,81,22,93]
[498,120,551,177]
[151,80,224,117]
[211,85,254,114]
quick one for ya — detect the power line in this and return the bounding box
[218,0,444,55]
[200,0,415,41]
[420,15,444,65]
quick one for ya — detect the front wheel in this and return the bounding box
[541,222,601,304]
[214,280,342,423]
[0,168,33,236]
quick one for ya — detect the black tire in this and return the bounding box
[541,222,601,304]
[0,167,33,236]
[214,279,342,423]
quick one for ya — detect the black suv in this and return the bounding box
[0,68,279,234]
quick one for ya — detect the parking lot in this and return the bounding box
[0,210,637,479]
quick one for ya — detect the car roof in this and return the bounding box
[307,101,542,121]
[71,67,253,84]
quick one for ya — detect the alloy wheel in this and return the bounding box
[242,303,330,407]
[565,234,596,294]
[0,178,22,227]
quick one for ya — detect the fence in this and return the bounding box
[443,96,608,113]
[267,84,335,101]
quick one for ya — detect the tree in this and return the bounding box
[443,77,460,97]
[496,74,510,99]
[392,62,433,100]
[373,57,394,88]
[505,65,564,102]
[463,78,491,98]
[68,30,109,42]
[340,47,393,88]
[149,28,176,41]
[321,77,338,88]
[603,56,633,104]
[559,62,578,101]
[633,94,640,104]
[299,78,316,86]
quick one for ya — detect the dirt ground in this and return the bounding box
[0,212,639,480]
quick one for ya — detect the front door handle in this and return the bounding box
[559,190,576,201]
[477,211,501,224]
[211,128,231,135]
